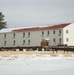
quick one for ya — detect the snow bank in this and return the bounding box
[0,54,74,75]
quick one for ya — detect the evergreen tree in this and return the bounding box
[0,12,7,30]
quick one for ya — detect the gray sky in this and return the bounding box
[0,0,74,28]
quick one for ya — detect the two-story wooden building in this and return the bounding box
[0,23,74,49]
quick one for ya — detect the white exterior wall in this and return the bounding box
[63,23,74,46]
[0,28,63,47]
[48,29,63,45]
[0,33,4,47]
[0,33,13,47]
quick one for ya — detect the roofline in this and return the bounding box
[12,23,70,32]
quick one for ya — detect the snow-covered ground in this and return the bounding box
[0,54,74,75]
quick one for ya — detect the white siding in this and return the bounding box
[0,33,4,47]
[0,29,63,47]
[63,23,74,46]
[0,33,16,47]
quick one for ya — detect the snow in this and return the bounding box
[0,28,19,33]
[0,54,74,75]
[0,27,28,33]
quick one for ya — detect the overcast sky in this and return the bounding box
[0,0,74,28]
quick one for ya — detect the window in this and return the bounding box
[23,40,25,45]
[13,33,15,38]
[59,38,61,42]
[53,30,55,34]
[28,32,30,37]
[13,40,15,45]
[66,38,69,42]
[42,31,44,37]
[4,41,6,46]
[53,38,55,42]
[59,30,61,36]
[28,39,30,45]
[59,38,61,44]
[23,33,25,38]
[59,30,61,34]
[4,34,6,39]
[47,31,49,36]
[66,30,68,34]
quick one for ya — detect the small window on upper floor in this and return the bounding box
[28,32,30,38]
[42,31,44,37]
[53,30,55,34]
[13,33,15,38]
[4,34,6,39]
[59,30,61,34]
[59,30,61,36]
[23,33,25,38]
[47,31,50,36]
[66,30,68,34]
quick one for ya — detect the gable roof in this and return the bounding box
[12,23,70,32]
